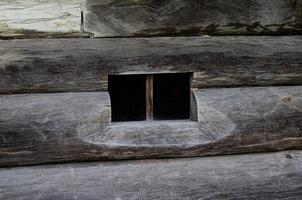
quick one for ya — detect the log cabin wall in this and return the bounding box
[0,0,302,166]
[0,1,302,198]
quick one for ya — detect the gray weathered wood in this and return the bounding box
[0,92,111,166]
[1,150,302,199]
[1,86,302,166]
[1,0,301,38]
[85,0,302,37]
[0,0,90,39]
[1,36,301,94]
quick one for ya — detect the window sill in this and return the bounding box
[83,120,210,147]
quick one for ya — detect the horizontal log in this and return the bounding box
[0,0,89,39]
[1,1,301,39]
[0,36,302,94]
[85,0,302,37]
[1,86,302,166]
[1,151,302,199]
[0,92,111,166]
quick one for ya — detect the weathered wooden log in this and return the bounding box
[1,36,302,94]
[85,0,302,37]
[1,0,301,39]
[0,92,111,166]
[0,0,91,39]
[1,86,302,166]
[1,151,302,199]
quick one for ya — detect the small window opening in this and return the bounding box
[108,73,192,122]
[153,73,191,120]
[108,75,146,122]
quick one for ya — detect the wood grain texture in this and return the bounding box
[0,92,111,166]
[85,0,302,37]
[146,75,153,121]
[1,36,301,94]
[1,86,302,166]
[1,151,302,200]
[0,0,91,39]
[1,0,301,38]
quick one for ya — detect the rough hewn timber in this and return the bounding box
[0,92,111,166]
[1,86,302,166]
[1,0,302,38]
[1,151,302,199]
[0,36,302,94]
[0,0,91,39]
[85,0,302,37]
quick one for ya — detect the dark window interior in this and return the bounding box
[108,73,191,122]
[153,73,191,120]
[108,75,146,122]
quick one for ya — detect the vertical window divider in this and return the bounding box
[146,74,153,121]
